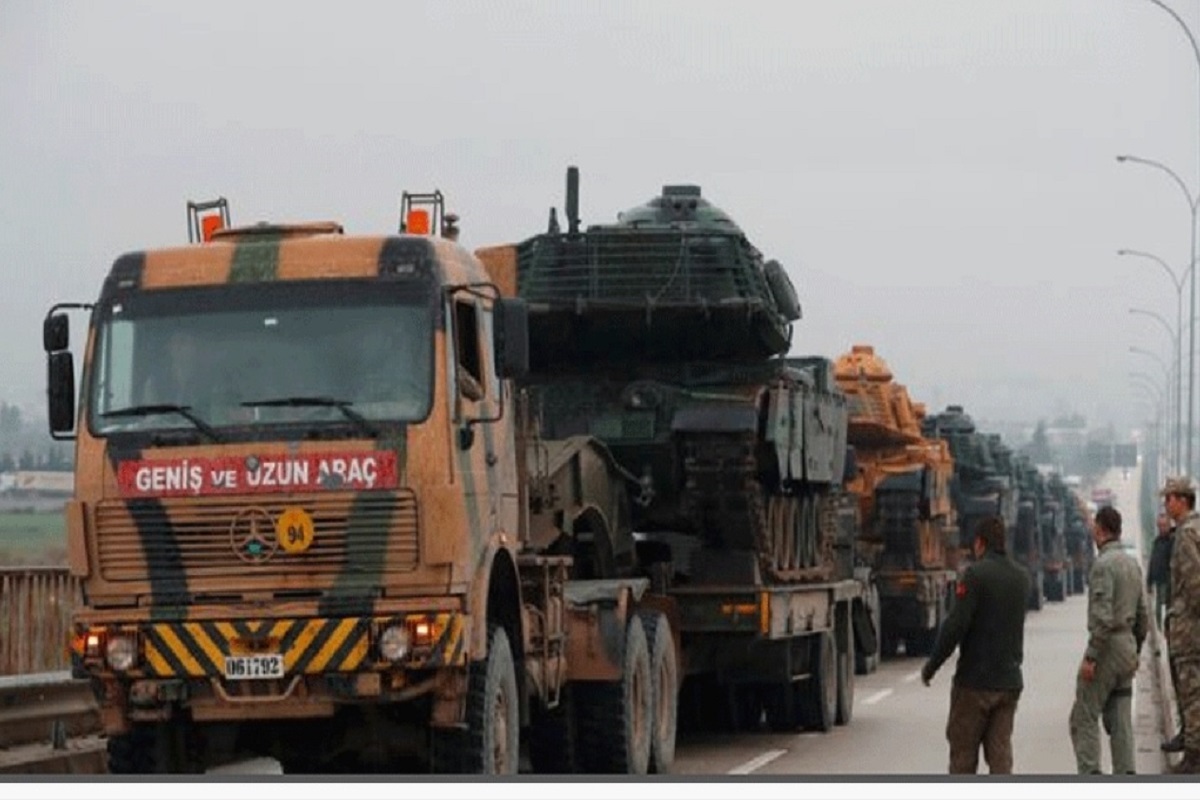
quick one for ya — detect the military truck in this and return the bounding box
[925,406,1018,563]
[1040,472,1073,602]
[476,167,876,732]
[1012,455,1049,610]
[832,345,957,658]
[42,196,684,775]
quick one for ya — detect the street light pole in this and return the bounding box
[1130,392,1165,478]
[1131,387,1165,452]
[1130,306,1182,469]
[1130,0,1200,476]
[1119,248,1188,471]
[1130,345,1177,467]
[1117,157,1199,476]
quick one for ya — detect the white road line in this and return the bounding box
[862,688,894,705]
[903,670,922,683]
[727,749,787,775]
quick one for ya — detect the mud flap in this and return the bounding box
[852,595,878,656]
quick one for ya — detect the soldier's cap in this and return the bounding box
[1161,476,1196,497]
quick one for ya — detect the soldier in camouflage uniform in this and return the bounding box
[1163,476,1200,773]
[1068,506,1148,774]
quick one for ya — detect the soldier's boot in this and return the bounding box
[1162,732,1185,753]
[1169,751,1200,774]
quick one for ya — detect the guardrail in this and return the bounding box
[0,567,82,675]
[0,671,105,774]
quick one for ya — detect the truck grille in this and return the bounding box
[94,491,419,582]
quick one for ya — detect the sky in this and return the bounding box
[1,0,1197,441]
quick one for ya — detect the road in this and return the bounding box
[207,468,1165,777]
[669,465,1165,777]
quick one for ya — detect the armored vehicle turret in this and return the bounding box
[477,168,851,587]
[925,406,1017,561]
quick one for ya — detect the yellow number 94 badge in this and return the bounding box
[276,507,315,554]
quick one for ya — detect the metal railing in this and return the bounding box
[1,567,82,675]
[517,232,770,306]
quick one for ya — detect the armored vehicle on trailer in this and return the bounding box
[477,167,874,734]
[1040,472,1073,602]
[833,345,957,657]
[925,406,1018,564]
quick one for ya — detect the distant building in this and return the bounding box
[2,471,73,496]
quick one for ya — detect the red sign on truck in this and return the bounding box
[115,451,399,498]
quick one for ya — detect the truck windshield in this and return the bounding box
[88,280,434,436]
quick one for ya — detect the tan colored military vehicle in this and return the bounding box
[42,195,678,774]
[834,344,958,657]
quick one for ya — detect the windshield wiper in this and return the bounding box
[102,404,223,442]
[240,396,379,438]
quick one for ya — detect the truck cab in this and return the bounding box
[43,196,670,774]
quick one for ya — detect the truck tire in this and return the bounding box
[764,681,799,732]
[576,615,652,774]
[528,685,579,774]
[799,632,837,733]
[1028,572,1044,611]
[107,722,202,774]
[639,611,678,773]
[431,624,520,774]
[836,623,854,726]
[855,584,881,675]
[1046,572,1065,602]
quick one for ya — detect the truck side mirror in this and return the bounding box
[47,350,76,436]
[493,298,529,379]
[44,313,69,352]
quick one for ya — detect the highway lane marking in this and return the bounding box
[903,670,921,683]
[727,749,787,775]
[862,688,894,705]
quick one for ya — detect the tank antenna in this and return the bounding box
[566,166,580,235]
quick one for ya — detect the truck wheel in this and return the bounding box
[528,685,578,774]
[639,612,678,773]
[576,615,652,774]
[799,632,837,733]
[431,624,520,774]
[836,624,854,726]
[1028,572,1044,611]
[107,722,202,774]
[904,627,936,657]
[733,684,764,732]
[764,682,798,732]
[855,584,881,675]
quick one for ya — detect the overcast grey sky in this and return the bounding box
[1,0,1196,438]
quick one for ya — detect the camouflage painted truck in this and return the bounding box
[40,197,682,774]
[832,345,958,658]
[475,167,875,734]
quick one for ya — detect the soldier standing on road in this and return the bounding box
[921,515,1031,774]
[1068,506,1148,774]
[1163,476,1200,773]
[1147,512,1174,629]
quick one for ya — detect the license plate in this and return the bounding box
[224,654,284,680]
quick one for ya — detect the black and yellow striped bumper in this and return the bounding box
[76,613,468,678]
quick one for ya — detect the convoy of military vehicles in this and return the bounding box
[40,167,1098,775]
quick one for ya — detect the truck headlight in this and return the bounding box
[378,625,410,662]
[106,635,137,672]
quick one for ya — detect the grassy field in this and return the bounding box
[0,510,67,566]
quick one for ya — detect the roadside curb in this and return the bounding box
[1151,613,1178,771]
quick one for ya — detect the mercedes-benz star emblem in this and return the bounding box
[230,507,279,564]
